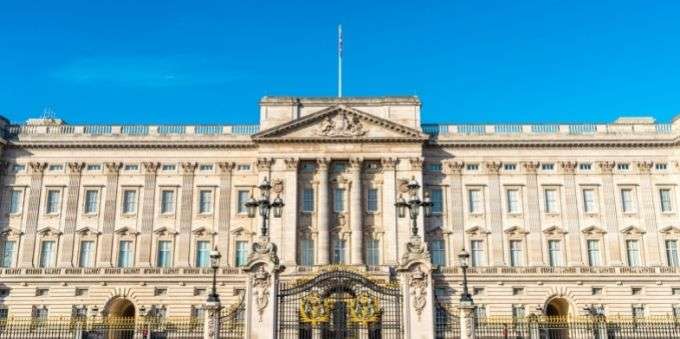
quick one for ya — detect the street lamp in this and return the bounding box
[245,177,284,237]
[207,249,222,303]
[458,249,473,305]
[395,177,433,239]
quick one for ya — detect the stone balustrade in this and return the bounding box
[436,265,680,275]
[0,266,243,276]
[422,122,674,136]
[3,124,261,138]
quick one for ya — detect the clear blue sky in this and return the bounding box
[1,0,679,124]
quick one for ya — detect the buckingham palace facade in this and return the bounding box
[1,96,680,325]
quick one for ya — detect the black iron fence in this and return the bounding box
[219,298,245,339]
[435,300,461,339]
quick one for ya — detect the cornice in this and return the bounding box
[8,140,257,149]
[427,137,679,149]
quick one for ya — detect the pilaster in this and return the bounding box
[381,158,398,265]
[444,161,465,265]
[349,157,363,265]
[485,161,505,266]
[19,162,47,268]
[217,162,235,266]
[637,161,661,265]
[316,158,330,265]
[561,161,583,266]
[523,162,544,266]
[177,162,197,267]
[598,161,623,266]
[282,158,298,266]
[58,162,85,267]
[98,162,122,267]
[138,162,160,267]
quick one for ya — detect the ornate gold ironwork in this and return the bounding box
[299,291,335,326]
[347,291,383,326]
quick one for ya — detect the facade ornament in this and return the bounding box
[485,161,502,174]
[444,161,465,175]
[272,178,284,194]
[401,238,431,265]
[28,162,48,174]
[252,265,271,321]
[180,162,198,174]
[349,157,363,171]
[299,291,334,326]
[142,162,160,174]
[315,112,367,137]
[409,157,424,171]
[283,158,299,171]
[408,265,429,319]
[380,157,398,170]
[522,161,540,174]
[560,161,578,174]
[217,161,235,174]
[316,158,330,171]
[256,158,274,171]
[247,238,280,267]
[347,291,383,326]
[104,162,123,174]
[636,161,653,174]
[598,161,616,174]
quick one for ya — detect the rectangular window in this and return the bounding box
[430,239,446,267]
[583,189,598,213]
[509,240,522,267]
[78,241,94,268]
[366,188,379,212]
[365,238,380,266]
[666,240,679,267]
[587,240,601,267]
[123,190,137,214]
[468,189,483,213]
[621,189,635,213]
[512,305,526,319]
[0,307,8,320]
[544,189,558,213]
[332,163,346,172]
[506,189,521,214]
[301,163,315,172]
[236,164,250,171]
[13,164,25,172]
[541,163,554,171]
[548,240,562,267]
[474,305,487,320]
[579,163,592,171]
[656,163,668,171]
[39,241,55,268]
[48,164,63,171]
[160,190,175,214]
[1,241,15,268]
[673,305,680,319]
[427,163,442,171]
[332,239,346,264]
[157,241,172,267]
[302,188,314,213]
[9,189,22,214]
[237,190,250,214]
[660,189,673,213]
[300,239,314,266]
[118,241,133,267]
[632,306,644,318]
[235,241,248,267]
[199,190,213,214]
[503,163,517,171]
[199,164,213,171]
[84,190,99,214]
[195,241,210,267]
[86,164,101,171]
[626,240,641,267]
[124,164,139,171]
[617,163,629,171]
[46,190,61,214]
[430,188,443,214]
[161,164,176,171]
[333,189,345,213]
[471,240,484,267]
[466,163,479,171]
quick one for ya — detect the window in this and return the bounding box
[0,306,9,320]
[124,164,139,171]
[300,239,314,266]
[666,240,679,267]
[157,241,172,267]
[592,287,603,295]
[503,163,517,171]
[656,163,668,170]
[194,288,206,296]
[48,164,63,171]
[548,240,562,267]
[1,241,15,267]
[39,241,55,268]
[509,240,522,267]
[302,188,314,213]
[117,241,133,267]
[161,164,176,171]
[366,188,379,213]
[674,305,680,319]
[84,190,99,214]
[332,238,346,264]
[473,287,485,295]
[236,164,250,171]
[86,164,101,171]
[587,240,601,266]
[160,190,175,214]
[632,305,644,318]
[34,306,49,320]
[506,189,521,213]
[474,305,487,320]
[468,189,483,213]
[626,240,641,267]
[0,289,8,298]
[631,287,642,295]
[301,163,315,172]
[75,288,88,297]
[199,164,213,171]
[660,189,673,212]
[471,240,484,267]
[195,241,210,267]
[466,163,479,171]
[199,190,213,214]
[332,163,346,172]
[512,305,525,319]
[191,306,205,319]
[365,238,380,266]
[237,190,250,214]
[427,163,442,171]
[154,288,168,296]
[621,189,635,213]
[512,287,524,295]
[78,241,95,268]
[617,163,629,171]
[46,190,61,214]
[9,189,22,214]
[583,189,598,213]
[541,163,554,171]
[579,163,592,171]
[13,164,25,172]
[123,190,137,214]
[35,288,48,296]
[430,188,443,214]
[430,239,445,267]
[672,288,680,296]
[235,241,248,267]
[333,189,345,213]
[544,189,558,213]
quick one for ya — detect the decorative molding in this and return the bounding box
[349,157,363,170]
[598,161,616,174]
[380,158,398,171]
[485,161,502,174]
[180,162,198,174]
[409,157,423,171]
[66,162,86,174]
[522,161,540,174]
[252,264,271,322]
[28,162,48,174]
[316,158,330,171]
[217,161,236,174]
[142,162,160,174]
[560,161,578,174]
[408,264,428,319]
[444,160,464,175]
[621,225,646,235]
[256,158,274,171]
[104,162,123,174]
[315,111,367,137]
[542,226,568,236]
[581,226,607,236]
[636,161,653,174]
[283,158,299,171]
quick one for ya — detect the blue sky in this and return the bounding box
[1,0,679,124]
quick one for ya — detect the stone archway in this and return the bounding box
[544,297,570,339]
[104,297,136,339]
[545,297,570,317]
[106,297,136,318]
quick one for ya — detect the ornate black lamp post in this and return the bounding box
[207,249,222,303]
[458,249,473,305]
[395,177,433,239]
[245,177,284,238]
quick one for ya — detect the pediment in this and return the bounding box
[581,226,607,235]
[0,227,23,237]
[76,226,101,236]
[660,226,680,235]
[192,227,216,237]
[153,226,178,236]
[543,226,567,235]
[37,226,62,237]
[504,226,529,235]
[114,227,139,235]
[465,226,491,235]
[252,105,429,142]
[621,225,645,235]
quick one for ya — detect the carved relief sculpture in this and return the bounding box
[315,112,367,137]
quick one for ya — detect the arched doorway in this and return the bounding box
[104,298,136,339]
[545,297,569,317]
[544,297,570,339]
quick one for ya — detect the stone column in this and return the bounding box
[381,158,398,265]
[244,238,281,339]
[177,162,197,267]
[349,157,364,265]
[459,303,475,339]
[317,158,330,265]
[216,162,234,265]
[59,162,85,267]
[138,162,160,267]
[485,162,505,266]
[98,162,122,267]
[398,259,435,339]
[561,161,583,266]
[637,161,661,265]
[523,162,544,266]
[203,299,220,339]
[19,162,47,268]
[282,158,299,266]
[598,161,623,266]
[444,161,465,264]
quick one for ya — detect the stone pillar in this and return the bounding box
[282,158,299,266]
[203,300,220,339]
[459,303,476,339]
[216,162,234,266]
[19,162,47,268]
[444,161,465,264]
[138,162,160,267]
[349,157,363,265]
[561,162,583,266]
[316,158,330,265]
[381,158,398,265]
[98,162,122,267]
[598,161,623,266]
[177,162,197,267]
[59,162,85,267]
[637,161,661,265]
[523,162,544,266]
[485,162,505,266]
[244,241,281,339]
[398,256,435,339]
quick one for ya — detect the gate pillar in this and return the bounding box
[397,237,435,339]
[243,238,282,339]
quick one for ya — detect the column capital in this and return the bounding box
[256,157,275,171]
[217,161,235,174]
[409,157,423,171]
[349,157,363,171]
[104,162,123,175]
[443,160,464,175]
[560,161,578,174]
[598,161,616,174]
[316,157,330,170]
[485,161,502,174]
[636,161,653,174]
[142,161,160,174]
[28,162,48,175]
[522,161,540,174]
[180,162,198,175]
[284,158,299,171]
[381,157,398,170]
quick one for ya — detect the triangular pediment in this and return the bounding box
[621,225,645,235]
[252,105,429,142]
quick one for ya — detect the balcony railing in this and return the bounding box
[421,123,674,137]
[4,124,260,138]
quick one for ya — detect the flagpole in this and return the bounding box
[338,24,343,98]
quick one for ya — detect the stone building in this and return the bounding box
[0,96,679,329]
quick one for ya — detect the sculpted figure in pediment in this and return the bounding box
[315,112,367,137]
